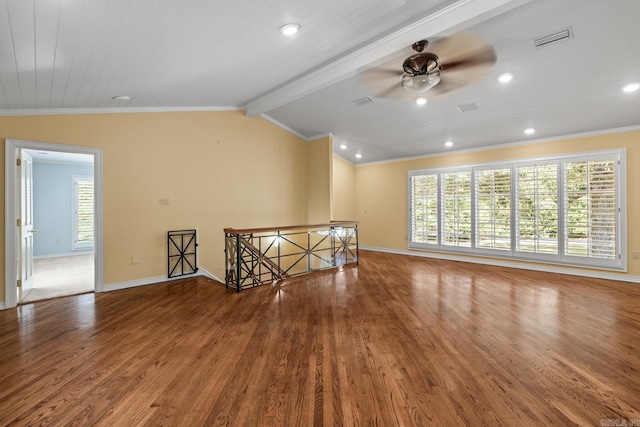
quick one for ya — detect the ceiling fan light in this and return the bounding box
[498,72,513,83]
[280,23,300,36]
[402,74,440,92]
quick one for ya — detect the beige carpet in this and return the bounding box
[22,254,94,303]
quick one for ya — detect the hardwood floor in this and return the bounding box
[1,250,639,426]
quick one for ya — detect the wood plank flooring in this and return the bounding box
[1,250,639,426]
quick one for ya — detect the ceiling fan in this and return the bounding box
[362,32,497,100]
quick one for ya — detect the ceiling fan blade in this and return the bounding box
[430,32,496,70]
[377,84,412,99]
[440,45,496,72]
[423,32,496,96]
[361,65,403,98]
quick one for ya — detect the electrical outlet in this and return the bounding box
[632,251,640,260]
[131,255,139,265]
[159,198,170,206]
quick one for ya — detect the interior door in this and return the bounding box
[18,150,35,301]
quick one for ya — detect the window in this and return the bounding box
[410,174,438,244]
[515,162,558,256]
[564,157,617,260]
[408,149,625,270]
[72,175,94,250]
[475,167,511,251]
[441,171,472,248]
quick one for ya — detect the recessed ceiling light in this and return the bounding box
[415,97,427,106]
[355,153,362,159]
[280,23,300,36]
[444,141,454,148]
[498,73,513,83]
[524,128,536,135]
[112,95,130,101]
[622,82,639,93]
[340,144,347,150]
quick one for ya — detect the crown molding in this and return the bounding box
[354,124,640,167]
[0,106,242,117]
[259,114,308,140]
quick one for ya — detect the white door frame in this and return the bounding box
[4,139,104,308]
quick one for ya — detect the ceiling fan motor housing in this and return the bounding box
[403,52,440,76]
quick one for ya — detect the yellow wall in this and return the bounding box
[355,130,640,278]
[306,136,332,224]
[331,154,356,221]
[0,110,311,302]
[2,111,637,304]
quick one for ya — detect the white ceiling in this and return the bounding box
[25,149,93,165]
[1,0,639,164]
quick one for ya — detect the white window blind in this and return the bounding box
[410,174,438,244]
[563,158,617,259]
[516,162,558,255]
[475,167,511,251]
[73,175,94,250]
[441,171,471,247]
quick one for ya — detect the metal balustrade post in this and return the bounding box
[224,233,229,288]
[331,226,336,266]
[307,231,311,272]
[236,234,241,292]
[355,225,359,264]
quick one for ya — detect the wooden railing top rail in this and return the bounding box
[224,221,358,235]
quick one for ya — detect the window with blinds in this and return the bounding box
[563,157,617,260]
[441,171,471,247]
[407,149,625,270]
[73,175,94,250]
[516,162,558,255]
[475,167,511,251]
[410,174,438,244]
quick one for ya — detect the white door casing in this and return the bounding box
[18,150,35,301]
[4,139,104,309]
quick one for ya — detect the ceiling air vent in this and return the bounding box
[457,102,478,113]
[533,27,573,49]
[353,96,374,106]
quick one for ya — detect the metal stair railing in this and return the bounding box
[224,221,358,291]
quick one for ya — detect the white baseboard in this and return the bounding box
[34,251,94,260]
[360,246,640,284]
[1,269,222,309]
[198,267,223,283]
[101,269,223,293]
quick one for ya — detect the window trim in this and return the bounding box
[408,149,626,271]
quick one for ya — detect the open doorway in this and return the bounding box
[4,139,104,309]
[21,149,95,303]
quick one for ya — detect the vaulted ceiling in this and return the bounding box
[1,0,639,164]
